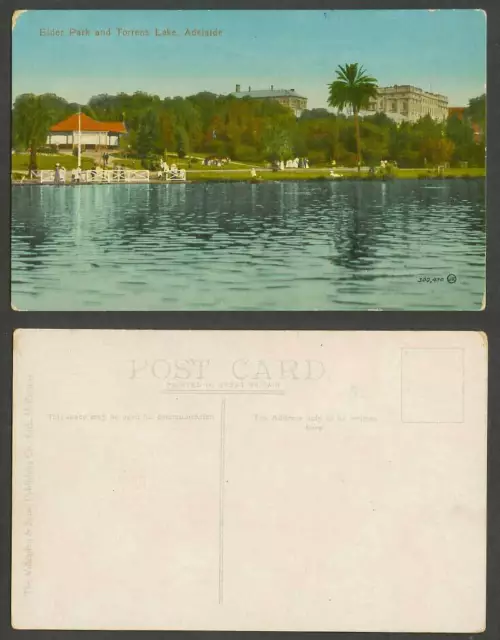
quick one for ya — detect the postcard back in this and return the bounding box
[12,330,487,631]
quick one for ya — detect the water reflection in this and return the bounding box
[11,179,485,310]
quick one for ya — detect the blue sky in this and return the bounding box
[12,9,486,109]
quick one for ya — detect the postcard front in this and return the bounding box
[11,9,486,310]
[12,330,487,631]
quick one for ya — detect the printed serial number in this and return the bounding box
[418,276,445,283]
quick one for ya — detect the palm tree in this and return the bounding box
[12,94,54,175]
[327,63,378,171]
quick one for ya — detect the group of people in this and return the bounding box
[53,151,113,183]
[157,160,186,181]
[203,156,231,167]
[272,158,310,171]
[380,159,398,169]
[368,159,398,174]
[69,164,129,183]
[71,166,83,182]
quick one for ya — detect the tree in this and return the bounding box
[135,109,160,159]
[158,112,177,153]
[388,122,419,167]
[262,124,292,162]
[300,108,334,120]
[327,63,378,170]
[465,93,486,136]
[11,87,485,170]
[420,137,455,166]
[118,133,132,157]
[36,93,72,121]
[175,126,189,158]
[446,113,475,163]
[363,112,395,129]
[360,121,390,165]
[12,94,55,173]
[291,127,308,158]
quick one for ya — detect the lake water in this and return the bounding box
[11,179,485,310]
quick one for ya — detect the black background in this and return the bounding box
[1,0,498,638]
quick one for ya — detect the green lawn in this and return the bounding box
[185,169,323,181]
[11,153,95,171]
[396,167,485,178]
[184,168,485,182]
[11,154,485,183]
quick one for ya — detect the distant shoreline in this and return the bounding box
[11,172,485,186]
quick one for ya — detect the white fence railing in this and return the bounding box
[30,169,151,184]
[31,169,67,183]
[124,170,150,182]
[156,169,187,181]
[77,169,150,183]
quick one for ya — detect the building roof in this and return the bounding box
[231,88,306,100]
[50,113,127,133]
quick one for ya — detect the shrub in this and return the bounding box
[307,150,328,166]
[231,144,263,164]
[202,140,228,156]
[338,150,357,167]
[141,154,162,170]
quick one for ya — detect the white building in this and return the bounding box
[47,113,127,149]
[365,85,449,123]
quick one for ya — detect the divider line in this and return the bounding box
[219,398,226,605]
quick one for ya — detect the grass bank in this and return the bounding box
[12,152,485,180]
[396,167,485,179]
[185,168,485,182]
[11,161,485,184]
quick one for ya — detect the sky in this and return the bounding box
[12,9,487,109]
